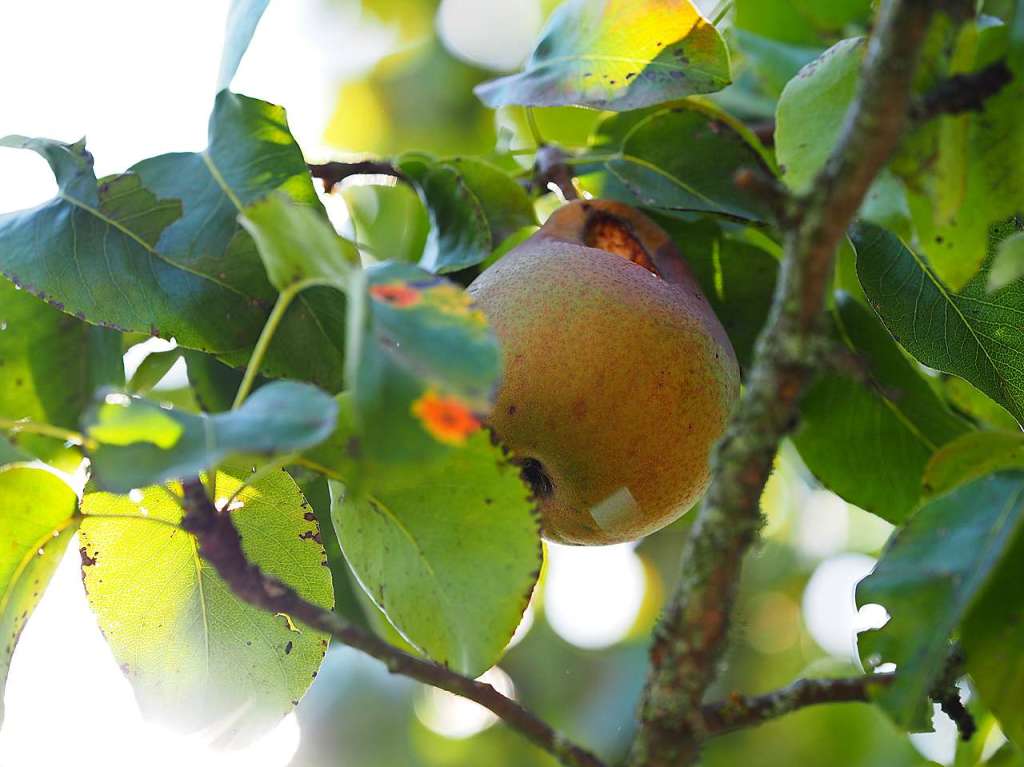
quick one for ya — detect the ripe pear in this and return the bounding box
[468,200,739,545]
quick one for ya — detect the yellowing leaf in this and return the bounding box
[476,0,730,111]
[80,467,333,747]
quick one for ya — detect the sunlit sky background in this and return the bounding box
[0,1,963,765]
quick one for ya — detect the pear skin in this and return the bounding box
[468,200,739,545]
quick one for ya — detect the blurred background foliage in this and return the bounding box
[234,0,1010,764]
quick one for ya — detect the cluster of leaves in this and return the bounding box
[1,0,1024,761]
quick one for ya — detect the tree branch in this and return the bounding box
[912,59,1013,122]
[628,2,943,765]
[308,161,406,193]
[700,674,896,737]
[178,478,606,767]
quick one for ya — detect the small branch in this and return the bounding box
[0,417,92,448]
[912,59,1013,122]
[178,478,606,767]
[628,2,942,765]
[308,161,406,193]
[928,645,976,741]
[533,144,579,200]
[232,288,295,409]
[700,673,896,736]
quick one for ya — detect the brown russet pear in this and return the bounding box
[468,200,739,545]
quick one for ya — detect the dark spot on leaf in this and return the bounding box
[507,404,517,416]
[80,547,97,567]
[303,511,316,522]
[285,641,293,655]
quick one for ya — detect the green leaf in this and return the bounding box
[943,375,1021,431]
[85,381,338,492]
[127,348,183,395]
[475,0,730,111]
[989,232,1024,292]
[775,37,864,193]
[735,0,871,45]
[857,472,1024,728]
[904,20,1024,290]
[586,99,776,222]
[0,437,27,466]
[330,431,539,676]
[1013,0,1024,79]
[184,350,245,413]
[922,431,1024,498]
[793,295,968,523]
[80,466,332,747]
[132,92,347,388]
[217,0,271,90]
[961,523,1024,750]
[853,222,1024,426]
[655,216,778,369]
[395,153,537,274]
[732,30,821,97]
[341,183,429,265]
[0,93,346,390]
[239,193,357,293]
[350,263,501,466]
[0,465,79,726]
[0,279,122,464]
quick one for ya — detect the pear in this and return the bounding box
[468,200,739,545]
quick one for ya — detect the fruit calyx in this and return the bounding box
[537,199,695,285]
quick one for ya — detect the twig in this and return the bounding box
[700,673,896,736]
[534,144,579,200]
[628,2,944,765]
[178,478,606,767]
[928,645,976,741]
[308,161,407,193]
[912,59,1013,122]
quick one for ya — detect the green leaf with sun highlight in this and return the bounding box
[85,381,338,493]
[329,421,539,677]
[80,466,333,748]
[475,0,730,111]
[0,465,79,727]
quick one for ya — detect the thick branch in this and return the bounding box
[178,479,605,767]
[308,160,406,192]
[912,59,1013,122]
[700,674,896,736]
[628,2,941,765]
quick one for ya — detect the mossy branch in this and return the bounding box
[627,2,948,765]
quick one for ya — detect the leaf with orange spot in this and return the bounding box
[350,262,501,465]
[411,389,482,446]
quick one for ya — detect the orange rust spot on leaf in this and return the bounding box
[411,389,482,446]
[370,282,421,308]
